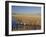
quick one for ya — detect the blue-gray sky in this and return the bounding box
[12,6,41,15]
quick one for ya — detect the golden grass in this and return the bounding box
[12,15,41,25]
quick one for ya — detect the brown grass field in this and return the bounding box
[12,15,41,31]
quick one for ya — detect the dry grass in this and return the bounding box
[12,15,41,25]
[12,15,41,30]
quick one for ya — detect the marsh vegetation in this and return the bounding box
[12,15,41,31]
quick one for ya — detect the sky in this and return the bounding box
[12,6,41,15]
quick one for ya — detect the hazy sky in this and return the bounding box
[12,6,41,15]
